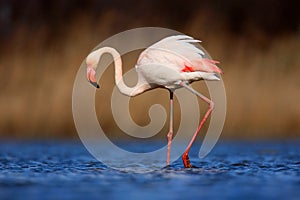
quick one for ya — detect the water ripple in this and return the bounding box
[0,141,300,200]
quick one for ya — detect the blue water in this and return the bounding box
[0,140,300,200]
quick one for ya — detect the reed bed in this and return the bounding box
[0,8,299,139]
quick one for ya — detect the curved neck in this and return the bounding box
[92,47,148,96]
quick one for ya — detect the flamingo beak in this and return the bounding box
[87,66,100,88]
[90,81,100,89]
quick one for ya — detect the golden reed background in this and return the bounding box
[0,0,299,139]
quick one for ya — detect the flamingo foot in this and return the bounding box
[182,153,193,168]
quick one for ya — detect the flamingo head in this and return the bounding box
[86,53,100,88]
[86,65,99,88]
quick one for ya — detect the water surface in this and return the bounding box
[0,140,299,200]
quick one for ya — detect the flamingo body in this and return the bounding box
[134,35,222,91]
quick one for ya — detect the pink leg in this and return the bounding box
[180,82,214,168]
[166,91,174,166]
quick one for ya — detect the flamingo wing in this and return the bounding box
[137,35,222,74]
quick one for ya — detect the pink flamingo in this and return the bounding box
[86,35,222,168]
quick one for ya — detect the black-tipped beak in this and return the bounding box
[90,81,100,89]
[87,66,99,89]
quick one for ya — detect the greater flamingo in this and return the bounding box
[86,35,222,168]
